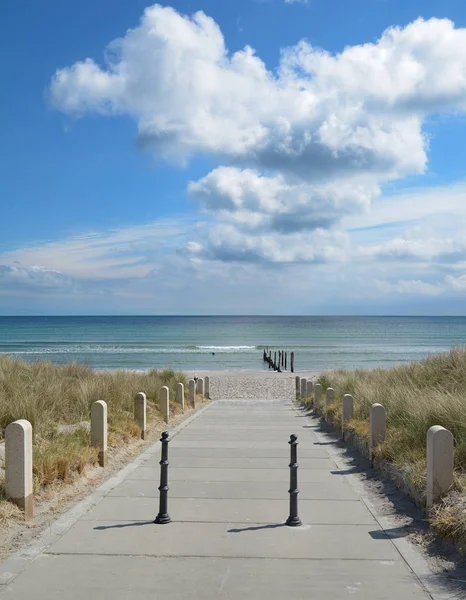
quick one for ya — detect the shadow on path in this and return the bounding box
[94,521,154,530]
[228,524,286,533]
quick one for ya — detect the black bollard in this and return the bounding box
[286,434,302,527]
[154,431,171,524]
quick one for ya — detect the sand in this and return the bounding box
[184,370,321,401]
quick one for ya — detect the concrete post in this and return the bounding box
[342,394,354,437]
[5,419,34,518]
[427,426,454,508]
[134,392,147,440]
[326,387,335,406]
[300,378,307,400]
[160,386,170,424]
[198,377,204,397]
[205,376,210,398]
[189,379,196,408]
[306,380,314,399]
[176,382,185,412]
[314,384,322,411]
[91,400,107,467]
[370,403,386,461]
[295,375,300,399]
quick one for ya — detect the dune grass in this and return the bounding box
[304,347,466,547]
[0,356,187,495]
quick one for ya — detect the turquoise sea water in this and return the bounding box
[0,316,465,372]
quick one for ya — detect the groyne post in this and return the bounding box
[290,352,294,373]
[295,375,300,399]
[342,394,354,439]
[91,400,107,467]
[189,379,196,407]
[205,376,210,398]
[5,419,34,518]
[426,426,454,508]
[134,392,147,440]
[160,386,170,424]
[176,382,185,412]
[370,403,386,463]
[198,377,204,397]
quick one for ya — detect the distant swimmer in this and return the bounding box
[212,352,215,355]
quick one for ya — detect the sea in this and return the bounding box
[0,316,465,373]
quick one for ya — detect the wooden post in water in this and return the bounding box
[285,352,287,370]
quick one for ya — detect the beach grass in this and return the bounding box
[304,347,466,547]
[0,356,187,502]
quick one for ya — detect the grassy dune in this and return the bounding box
[0,356,187,506]
[308,347,466,548]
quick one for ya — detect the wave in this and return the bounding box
[0,344,259,355]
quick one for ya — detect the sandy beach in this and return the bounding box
[184,370,321,400]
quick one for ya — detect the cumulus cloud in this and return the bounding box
[196,224,349,263]
[49,6,466,264]
[189,167,378,233]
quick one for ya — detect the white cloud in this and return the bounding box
[196,224,349,263]
[0,265,78,294]
[376,278,445,296]
[189,167,378,233]
[285,0,308,4]
[0,216,196,279]
[48,8,466,266]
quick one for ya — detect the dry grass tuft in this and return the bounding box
[0,356,186,493]
[311,347,466,548]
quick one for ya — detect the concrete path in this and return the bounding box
[0,399,439,598]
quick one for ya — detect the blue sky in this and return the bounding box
[1,0,466,314]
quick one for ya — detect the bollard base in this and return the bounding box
[154,513,171,524]
[285,516,302,527]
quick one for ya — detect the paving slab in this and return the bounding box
[170,440,322,449]
[82,496,378,525]
[143,456,336,469]
[127,466,338,482]
[48,520,399,560]
[109,478,358,500]
[0,555,429,600]
[0,398,436,599]
[167,445,329,458]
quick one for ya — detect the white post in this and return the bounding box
[134,392,147,440]
[176,382,185,412]
[295,375,300,398]
[5,419,34,518]
[306,380,313,399]
[326,387,335,406]
[198,377,204,397]
[342,394,354,437]
[91,400,107,467]
[189,379,196,407]
[160,386,170,424]
[300,378,307,400]
[370,403,386,461]
[204,376,210,398]
[427,426,454,509]
[314,384,322,411]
